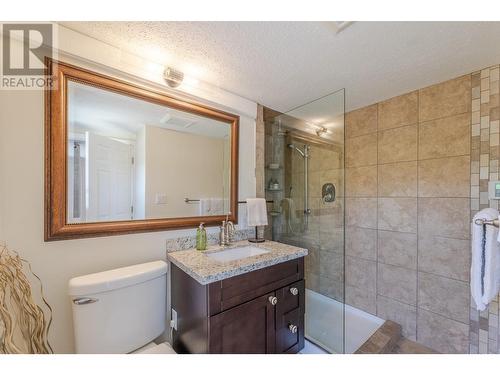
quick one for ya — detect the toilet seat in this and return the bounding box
[132,342,177,354]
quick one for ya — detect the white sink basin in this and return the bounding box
[206,246,269,262]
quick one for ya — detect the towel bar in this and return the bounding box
[474,218,500,227]
[184,198,274,204]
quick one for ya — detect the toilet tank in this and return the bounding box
[68,261,167,354]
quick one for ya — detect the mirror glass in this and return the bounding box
[66,80,232,223]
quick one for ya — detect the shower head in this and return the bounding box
[288,143,308,158]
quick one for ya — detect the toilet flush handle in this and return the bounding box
[73,297,99,305]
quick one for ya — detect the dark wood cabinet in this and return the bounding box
[209,293,276,353]
[171,257,305,354]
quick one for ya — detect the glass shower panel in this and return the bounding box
[264,90,345,353]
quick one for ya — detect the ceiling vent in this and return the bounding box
[159,112,196,128]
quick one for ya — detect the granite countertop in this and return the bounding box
[166,240,308,285]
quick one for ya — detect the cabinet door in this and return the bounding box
[276,280,305,353]
[209,293,276,353]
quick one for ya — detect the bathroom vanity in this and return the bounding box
[167,241,307,354]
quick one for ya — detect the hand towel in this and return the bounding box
[472,208,500,310]
[281,198,297,233]
[484,213,500,305]
[199,198,211,216]
[246,198,268,227]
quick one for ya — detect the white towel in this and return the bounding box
[471,208,500,311]
[210,198,224,215]
[281,198,297,233]
[246,198,268,226]
[199,198,211,215]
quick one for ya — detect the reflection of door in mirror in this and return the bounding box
[86,133,134,222]
[68,131,134,224]
[66,79,231,224]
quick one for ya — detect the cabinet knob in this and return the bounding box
[289,287,299,296]
[268,296,278,305]
[288,324,298,334]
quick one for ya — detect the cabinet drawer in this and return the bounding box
[208,258,304,315]
[277,308,301,353]
[277,280,303,313]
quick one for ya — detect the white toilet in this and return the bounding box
[68,260,176,354]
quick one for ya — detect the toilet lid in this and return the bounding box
[137,342,176,354]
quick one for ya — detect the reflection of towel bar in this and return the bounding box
[184,198,273,204]
[474,218,500,227]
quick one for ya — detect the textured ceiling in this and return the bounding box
[61,21,500,112]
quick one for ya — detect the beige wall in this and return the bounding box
[0,35,257,353]
[144,125,226,218]
[345,75,472,353]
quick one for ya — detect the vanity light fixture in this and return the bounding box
[163,67,184,88]
[316,126,328,137]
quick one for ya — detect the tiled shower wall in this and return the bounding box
[469,65,500,354]
[345,75,472,353]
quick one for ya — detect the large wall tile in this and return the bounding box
[378,91,418,131]
[345,166,378,197]
[419,75,471,122]
[418,155,470,197]
[320,276,344,303]
[378,124,417,164]
[346,134,377,167]
[378,197,417,233]
[346,256,377,293]
[377,263,417,305]
[319,226,344,253]
[346,285,376,315]
[346,104,378,139]
[377,295,417,339]
[418,198,470,239]
[304,245,319,273]
[418,271,469,324]
[378,161,417,197]
[346,226,377,261]
[377,230,417,269]
[418,235,469,281]
[305,271,320,293]
[319,250,344,282]
[345,198,377,229]
[319,228,344,254]
[418,113,470,160]
[417,309,469,353]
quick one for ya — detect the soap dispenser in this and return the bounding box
[196,223,207,251]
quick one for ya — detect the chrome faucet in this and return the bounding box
[219,214,235,246]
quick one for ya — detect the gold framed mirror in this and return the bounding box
[45,58,239,241]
